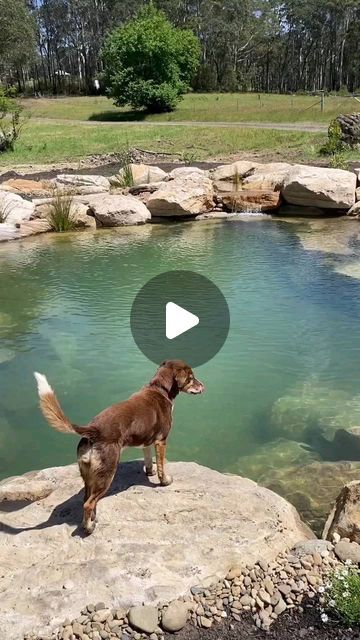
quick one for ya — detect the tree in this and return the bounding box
[102,4,201,112]
[0,0,36,86]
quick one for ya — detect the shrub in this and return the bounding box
[323,563,360,625]
[0,87,27,153]
[102,5,201,113]
[47,190,76,232]
[320,119,344,156]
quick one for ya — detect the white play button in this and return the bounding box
[166,302,199,340]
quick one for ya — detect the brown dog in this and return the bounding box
[34,360,204,534]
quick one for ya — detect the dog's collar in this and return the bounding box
[149,382,176,403]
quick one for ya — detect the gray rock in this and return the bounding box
[292,539,333,557]
[161,601,188,632]
[0,461,313,640]
[334,540,360,564]
[128,606,158,634]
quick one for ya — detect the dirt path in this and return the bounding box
[32,117,327,133]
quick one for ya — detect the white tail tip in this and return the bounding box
[34,372,53,396]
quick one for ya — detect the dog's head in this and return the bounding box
[151,360,204,397]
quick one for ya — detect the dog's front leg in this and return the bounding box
[155,441,173,486]
[143,446,156,476]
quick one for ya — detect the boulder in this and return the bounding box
[147,173,214,217]
[0,190,34,224]
[0,222,20,242]
[82,194,151,226]
[209,161,259,182]
[220,190,281,213]
[168,167,205,180]
[112,164,167,187]
[324,481,360,544]
[347,201,360,217]
[242,163,292,191]
[54,174,111,194]
[0,460,313,640]
[0,178,52,198]
[35,201,96,229]
[0,470,55,502]
[282,165,356,209]
[17,219,52,237]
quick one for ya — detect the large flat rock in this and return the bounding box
[0,461,313,639]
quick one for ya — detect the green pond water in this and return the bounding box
[1,216,360,528]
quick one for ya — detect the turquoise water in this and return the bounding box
[0,217,360,498]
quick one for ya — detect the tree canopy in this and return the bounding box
[0,0,359,96]
[102,5,201,112]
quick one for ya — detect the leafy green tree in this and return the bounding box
[0,0,36,70]
[102,4,201,112]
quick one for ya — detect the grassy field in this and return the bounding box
[22,92,359,124]
[0,121,327,165]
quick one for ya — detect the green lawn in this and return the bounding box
[0,121,328,166]
[21,92,359,124]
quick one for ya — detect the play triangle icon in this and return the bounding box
[166,302,199,340]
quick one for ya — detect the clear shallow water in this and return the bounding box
[1,218,360,506]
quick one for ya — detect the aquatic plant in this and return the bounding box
[47,189,76,232]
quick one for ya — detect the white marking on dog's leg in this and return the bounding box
[143,446,155,476]
[34,372,53,396]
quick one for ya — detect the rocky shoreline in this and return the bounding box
[0,462,359,640]
[23,537,360,640]
[0,159,359,243]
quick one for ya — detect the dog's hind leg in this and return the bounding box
[82,443,120,535]
[143,446,155,476]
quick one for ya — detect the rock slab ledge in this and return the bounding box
[0,461,313,639]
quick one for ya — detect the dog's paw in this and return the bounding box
[145,464,156,477]
[83,520,96,535]
[160,474,173,487]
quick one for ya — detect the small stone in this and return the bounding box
[240,594,252,606]
[128,607,158,635]
[258,559,268,572]
[226,566,242,580]
[200,616,212,628]
[94,610,112,623]
[161,601,188,632]
[307,575,318,587]
[95,603,106,612]
[243,576,251,586]
[72,622,84,637]
[258,589,271,605]
[278,583,291,596]
[274,598,287,615]
[190,586,204,596]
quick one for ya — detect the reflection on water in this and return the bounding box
[0,217,360,532]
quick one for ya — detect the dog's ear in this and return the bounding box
[150,363,173,391]
[175,369,188,389]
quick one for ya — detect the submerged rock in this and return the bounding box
[0,460,313,640]
[231,439,318,480]
[270,383,351,442]
[263,460,360,535]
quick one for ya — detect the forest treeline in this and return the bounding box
[1,0,360,96]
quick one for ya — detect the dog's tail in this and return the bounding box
[34,372,87,436]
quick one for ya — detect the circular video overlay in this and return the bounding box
[130,270,230,367]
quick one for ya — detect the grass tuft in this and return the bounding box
[47,190,76,232]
